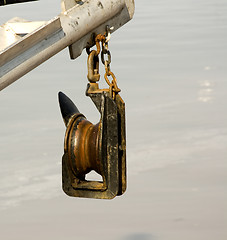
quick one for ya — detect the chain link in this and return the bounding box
[86,29,121,99]
[100,30,121,99]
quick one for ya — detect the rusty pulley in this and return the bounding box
[58,31,126,199]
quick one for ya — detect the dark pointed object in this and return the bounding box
[0,0,38,6]
[58,91,80,126]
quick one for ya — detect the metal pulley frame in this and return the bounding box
[58,33,126,199]
[0,0,135,90]
[60,88,126,199]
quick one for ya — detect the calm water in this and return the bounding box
[0,0,227,239]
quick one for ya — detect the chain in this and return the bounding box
[100,28,121,100]
[86,27,121,99]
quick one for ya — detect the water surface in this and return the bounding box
[0,0,226,239]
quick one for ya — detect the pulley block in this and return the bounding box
[58,32,126,199]
[59,84,126,199]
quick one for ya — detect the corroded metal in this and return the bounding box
[87,50,100,83]
[59,83,126,199]
[58,30,126,199]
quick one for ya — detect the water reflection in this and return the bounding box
[198,80,215,102]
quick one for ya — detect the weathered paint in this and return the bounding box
[0,0,135,90]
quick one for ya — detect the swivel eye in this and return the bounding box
[87,50,100,83]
